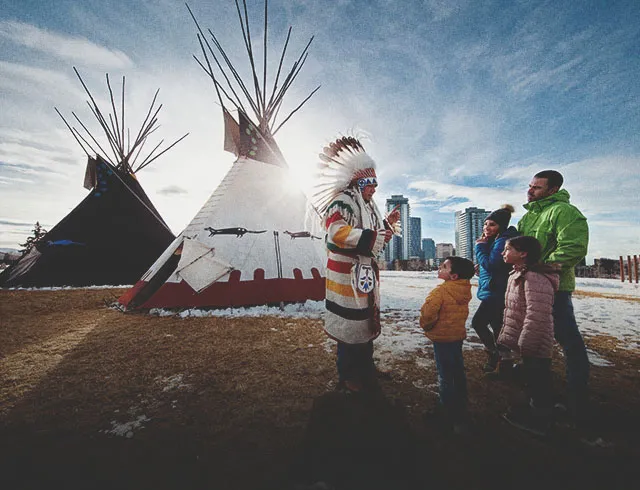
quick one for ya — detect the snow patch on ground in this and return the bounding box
[149,300,325,319]
[155,374,191,392]
[587,350,615,367]
[3,284,132,290]
[101,414,150,438]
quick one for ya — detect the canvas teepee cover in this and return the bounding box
[0,156,174,287]
[0,70,186,288]
[118,2,324,309]
[118,111,325,309]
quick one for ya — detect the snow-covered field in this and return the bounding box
[375,271,639,370]
[7,271,638,369]
[154,271,639,370]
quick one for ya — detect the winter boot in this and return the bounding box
[482,350,500,373]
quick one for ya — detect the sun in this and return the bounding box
[279,135,318,199]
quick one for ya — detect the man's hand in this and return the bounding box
[475,233,488,244]
[387,204,401,225]
[384,229,393,243]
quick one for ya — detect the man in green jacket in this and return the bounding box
[517,170,590,424]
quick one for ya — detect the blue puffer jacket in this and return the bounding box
[475,226,520,301]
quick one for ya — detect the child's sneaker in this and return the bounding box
[502,405,552,437]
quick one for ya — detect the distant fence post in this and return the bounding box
[628,256,633,284]
[620,256,624,282]
[635,255,639,284]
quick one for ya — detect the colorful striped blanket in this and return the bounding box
[323,189,387,344]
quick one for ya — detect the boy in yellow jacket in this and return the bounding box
[420,256,475,432]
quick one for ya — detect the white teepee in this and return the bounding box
[119,1,324,309]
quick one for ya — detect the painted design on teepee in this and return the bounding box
[118,1,324,310]
[204,227,267,237]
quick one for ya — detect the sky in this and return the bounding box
[0,0,639,262]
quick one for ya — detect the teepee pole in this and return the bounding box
[105,74,125,162]
[262,0,268,114]
[121,76,126,157]
[188,1,255,115]
[265,37,315,126]
[61,67,187,175]
[55,108,91,157]
[208,28,260,116]
[188,0,319,137]
[71,110,115,163]
[73,67,122,161]
[264,26,291,117]
[272,85,320,136]
[235,0,264,120]
[195,34,225,110]
[193,53,242,112]
[85,103,121,164]
[135,133,189,172]
[129,89,160,154]
[187,4,235,111]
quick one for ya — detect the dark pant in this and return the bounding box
[432,341,467,418]
[336,340,375,385]
[471,296,505,352]
[522,357,553,413]
[553,291,590,413]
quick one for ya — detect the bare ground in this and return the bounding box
[0,288,638,490]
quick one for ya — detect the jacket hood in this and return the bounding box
[511,265,560,292]
[443,279,472,304]
[532,263,561,291]
[523,189,571,212]
[544,270,561,292]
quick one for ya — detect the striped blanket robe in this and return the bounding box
[324,189,387,344]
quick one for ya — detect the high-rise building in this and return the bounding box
[385,194,410,261]
[435,243,454,266]
[455,207,489,262]
[409,217,422,258]
[422,238,435,260]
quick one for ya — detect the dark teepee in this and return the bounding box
[119,0,324,310]
[0,69,188,288]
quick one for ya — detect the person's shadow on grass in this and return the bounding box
[288,388,420,490]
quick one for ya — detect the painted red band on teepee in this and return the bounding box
[124,267,325,309]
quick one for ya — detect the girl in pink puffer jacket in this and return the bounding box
[498,236,560,436]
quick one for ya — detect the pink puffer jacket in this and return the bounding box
[497,266,560,358]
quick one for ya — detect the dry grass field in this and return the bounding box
[1,288,638,490]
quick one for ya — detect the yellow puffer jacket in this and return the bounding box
[420,279,472,343]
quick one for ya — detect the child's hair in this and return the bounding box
[445,256,475,279]
[506,236,542,266]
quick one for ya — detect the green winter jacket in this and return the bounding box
[517,189,588,292]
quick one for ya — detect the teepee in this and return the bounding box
[118,0,325,310]
[0,69,187,288]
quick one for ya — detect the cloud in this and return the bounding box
[0,61,77,97]
[157,185,188,196]
[408,179,522,213]
[0,21,133,69]
[421,109,500,177]
[0,128,78,174]
[500,156,640,220]
[0,219,34,227]
[425,0,469,22]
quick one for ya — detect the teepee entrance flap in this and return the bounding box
[176,238,233,293]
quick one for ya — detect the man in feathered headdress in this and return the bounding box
[313,136,400,394]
